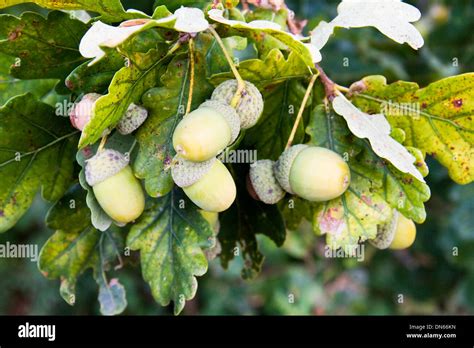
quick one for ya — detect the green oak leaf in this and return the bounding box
[65,49,125,94]
[134,34,213,197]
[126,189,215,315]
[355,142,431,223]
[243,8,289,57]
[0,94,78,233]
[209,9,315,70]
[0,0,148,22]
[153,1,212,12]
[219,164,286,279]
[244,79,310,160]
[307,105,392,249]
[210,49,311,89]
[0,52,58,105]
[0,11,88,82]
[279,196,317,231]
[245,7,289,28]
[39,185,100,305]
[45,184,91,233]
[206,36,255,77]
[78,42,175,148]
[40,184,127,314]
[350,74,474,185]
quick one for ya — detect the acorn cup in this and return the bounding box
[171,156,236,212]
[85,149,145,224]
[172,100,241,162]
[247,159,286,204]
[274,145,351,202]
[211,79,264,129]
[370,210,417,250]
[116,103,149,135]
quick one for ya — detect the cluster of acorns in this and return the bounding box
[71,81,416,250]
[70,93,148,224]
[171,80,263,212]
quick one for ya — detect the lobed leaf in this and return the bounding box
[0,53,57,106]
[39,185,101,305]
[209,48,311,89]
[78,46,171,148]
[0,0,148,22]
[126,189,214,315]
[40,184,127,314]
[208,8,317,68]
[0,94,78,233]
[0,11,88,82]
[350,74,474,184]
[65,48,125,94]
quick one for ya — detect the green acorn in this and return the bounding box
[116,103,148,135]
[171,156,236,212]
[85,149,145,223]
[172,100,240,162]
[211,79,264,129]
[370,210,417,250]
[248,160,285,204]
[274,145,351,202]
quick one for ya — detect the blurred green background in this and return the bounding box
[0,0,473,315]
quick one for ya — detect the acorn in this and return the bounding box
[248,160,285,204]
[274,145,350,202]
[211,79,264,129]
[116,103,148,135]
[172,100,240,162]
[370,210,417,250]
[85,149,145,223]
[69,93,101,130]
[171,156,236,212]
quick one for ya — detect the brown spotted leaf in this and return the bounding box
[350,74,474,184]
[0,0,147,22]
[0,11,88,81]
[0,94,78,233]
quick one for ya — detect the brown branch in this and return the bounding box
[315,64,337,101]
